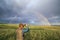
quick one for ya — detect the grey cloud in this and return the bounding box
[0,0,60,25]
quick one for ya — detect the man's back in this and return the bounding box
[16,29,23,40]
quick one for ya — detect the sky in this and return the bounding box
[0,0,60,25]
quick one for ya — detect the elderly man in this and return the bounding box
[16,23,29,40]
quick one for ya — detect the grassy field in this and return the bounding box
[0,24,60,40]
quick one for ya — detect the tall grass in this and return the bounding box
[0,24,60,40]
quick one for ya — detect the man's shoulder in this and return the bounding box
[16,29,21,32]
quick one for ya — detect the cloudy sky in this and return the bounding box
[0,0,60,25]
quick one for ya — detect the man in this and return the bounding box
[16,23,29,40]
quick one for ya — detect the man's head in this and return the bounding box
[19,23,26,29]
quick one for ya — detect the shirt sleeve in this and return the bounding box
[22,27,29,33]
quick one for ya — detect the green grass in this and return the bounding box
[0,24,18,29]
[0,24,60,40]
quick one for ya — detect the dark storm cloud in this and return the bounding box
[0,1,14,17]
[0,0,23,18]
[0,0,60,25]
